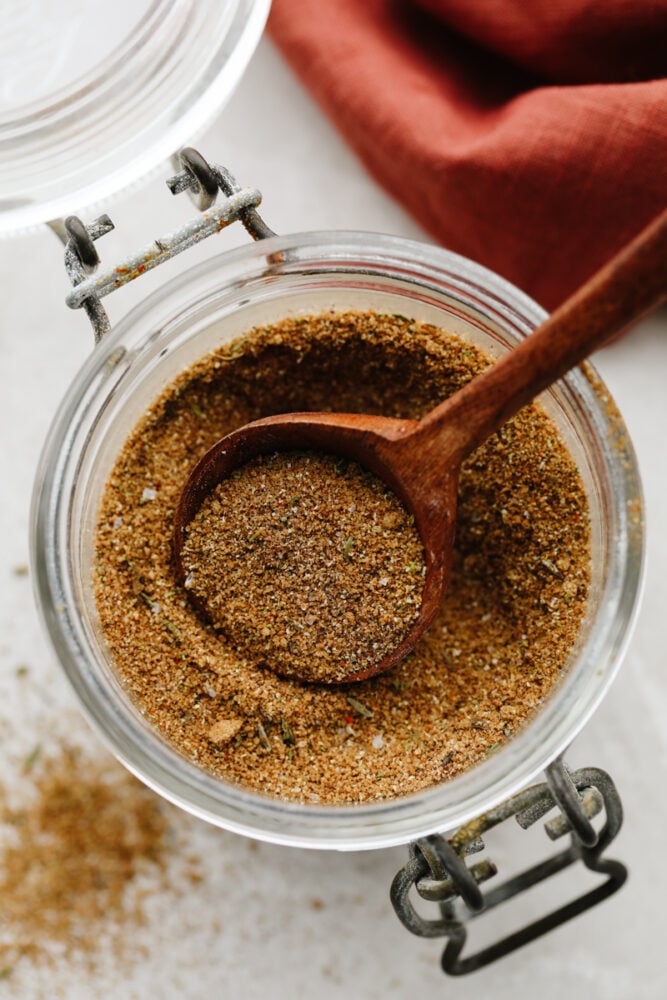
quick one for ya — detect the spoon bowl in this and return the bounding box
[173,410,460,682]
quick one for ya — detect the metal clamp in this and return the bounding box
[55,147,275,343]
[390,756,627,975]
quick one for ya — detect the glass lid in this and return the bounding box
[0,0,270,235]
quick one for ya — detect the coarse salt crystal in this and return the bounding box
[372,734,384,749]
[141,487,157,502]
[112,516,123,529]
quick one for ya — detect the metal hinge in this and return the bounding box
[390,756,626,975]
[52,147,274,343]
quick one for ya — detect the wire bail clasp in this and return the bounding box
[390,756,627,975]
[57,148,275,343]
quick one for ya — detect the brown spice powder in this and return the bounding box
[182,451,425,683]
[0,745,168,976]
[93,311,590,805]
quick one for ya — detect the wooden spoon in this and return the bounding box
[174,208,667,683]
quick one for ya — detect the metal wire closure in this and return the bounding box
[390,756,627,975]
[56,147,275,342]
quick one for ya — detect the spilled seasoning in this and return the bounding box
[0,745,168,977]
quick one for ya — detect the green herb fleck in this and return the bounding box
[189,401,206,418]
[0,968,14,981]
[257,722,272,752]
[281,718,295,745]
[343,536,355,560]
[23,744,42,772]
[164,619,182,643]
[346,695,373,719]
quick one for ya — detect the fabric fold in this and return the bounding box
[269,0,667,309]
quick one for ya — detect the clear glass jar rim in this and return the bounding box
[31,230,645,849]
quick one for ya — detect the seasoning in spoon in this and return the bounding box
[180,450,426,684]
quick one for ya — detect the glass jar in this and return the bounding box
[30,227,644,852]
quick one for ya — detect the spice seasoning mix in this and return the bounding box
[94,311,590,805]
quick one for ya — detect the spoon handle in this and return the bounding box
[417,206,667,463]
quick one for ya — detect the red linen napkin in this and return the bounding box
[268,0,667,310]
